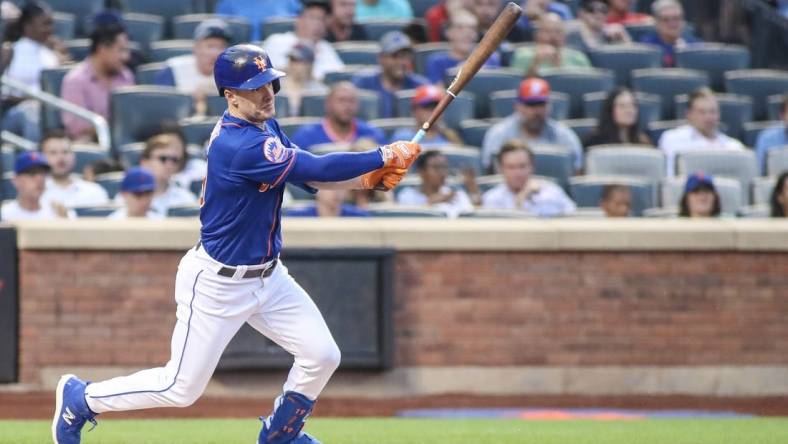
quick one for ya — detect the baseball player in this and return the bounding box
[52,44,421,444]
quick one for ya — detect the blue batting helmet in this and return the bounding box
[213,44,285,96]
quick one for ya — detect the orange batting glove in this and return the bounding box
[379,141,422,170]
[360,166,407,191]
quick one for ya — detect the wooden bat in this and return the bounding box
[411,2,523,144]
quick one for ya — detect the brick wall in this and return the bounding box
[17,250,788,383]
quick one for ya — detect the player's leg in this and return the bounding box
[247,262,341,444]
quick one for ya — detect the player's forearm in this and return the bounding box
[288,149,383,184]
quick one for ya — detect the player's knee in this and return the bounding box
[169,379,205,408]
[316,341,341,374]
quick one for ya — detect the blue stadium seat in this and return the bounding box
[206,94,227,116]
[39,67,71,130]
[395,90,474,130]
[742,120,781,148]
[1,146,14,175]
[74,206,119,217]
[72,145,110,174]
[582,91,661,132]
[767,94,785,121]
[562,118,598,141]
[53,12,75,40]
[475,174,504,193]
[752,176,777,205]
[409,0,435,17]
[585,145,666,183]
[459,119,494,148]
[631,68,709,119]
[324,67,366,85]
[570,175,656,216]
[64,39,91,61]
[646,119,684,144]
[173,14,251,44]
[94,172,125,199]
[124,0,194,21]
[149,40,193,63]
[489,90,570,120]
[675,44,750,91]
[190,179,203,197]
[367,117,416,140]
[674,93,752,141]
[724,70,788,121]
[1,171,15,201]
[180,116,220,146]
[588,43,662,86]
[443,67,522,118]
[167,205,201,217]
[135,62,167,85]
[767,146,788,177]
[360,20,412,40]
[261,18,296,37]
[531,145,573,190]
[368,206,448,218]
[541,68,615,119]
[413,42,450,77]
[110,86,193,148]
[676,149,758,204]
[660,175,742,214]
[334,42,380,66]
[624,23,655,41]
[300,90,379,121]
[47,0,103,35]
[120,13,165,51]
[119,143,145,167]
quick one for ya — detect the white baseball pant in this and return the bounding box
[84,245,341,413]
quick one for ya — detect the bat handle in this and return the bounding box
[411,127,427,144]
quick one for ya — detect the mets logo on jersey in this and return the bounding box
[263,136,289,164]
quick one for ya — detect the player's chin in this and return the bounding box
[257,105,275,120]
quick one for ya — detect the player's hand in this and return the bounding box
[379,141,421,170]
[360,167,407,191]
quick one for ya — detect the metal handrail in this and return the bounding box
[0,130,37,151]
[0,75,111,150]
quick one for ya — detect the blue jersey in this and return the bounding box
[200,112,311,266]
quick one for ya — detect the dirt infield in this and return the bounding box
[2,393,787,420]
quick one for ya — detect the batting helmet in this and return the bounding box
[213,44,285,96]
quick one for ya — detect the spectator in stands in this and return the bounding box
[326,0,367,42]
[770,171,788,218]
[262,0,344,81]
[482,140,576,217]
[658,88,744,177]
[515,0,574,40]
[583,87,652,149]
[39,130,109,209]
[109,167,163,219]
[1,1,69,142]
[482,77,583,173]
[425,0,474,42]
[61,23,133,141]
[575,0,631,52]
[286,188,369,217]
[154,19,231,116]
[599,184,632,217]
[352,31,429,119]
[137,133,197,215]
[390,85,462,147]
[511,13,591,77]
[679,172,721,218]
[214,0,302,42]
[639,0,699,67]
[755,94,788,175]
[396,150,474,218]
[1,151,71,220]
[354,0,413,21]
[425,9,501,85]
[290,81,386,150]
[82,157,124,182]
[606,0,652,25]
[279,43,329,117]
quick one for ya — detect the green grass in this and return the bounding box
[3,418,788,444]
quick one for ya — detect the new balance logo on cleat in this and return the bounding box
[62,407,75,426]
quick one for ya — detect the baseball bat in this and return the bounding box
[410,2,523,144]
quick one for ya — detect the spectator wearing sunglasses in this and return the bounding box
[390,85,462,147]
[574,0,631,53]
[135,133,197,215]
[109,167,163,219]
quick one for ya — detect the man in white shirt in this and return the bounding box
[109,167,164,219]
[262,0,345,81]
[1,151,72,221]
[40,130,109,209]
[136,133,197,216]
[396,150,474,218]
[482,140,576,217]
[658,87,745,176]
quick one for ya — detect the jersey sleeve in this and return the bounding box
[267,119,318,194]
[230,133,298,188]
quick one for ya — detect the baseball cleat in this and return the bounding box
[52,374,98,444]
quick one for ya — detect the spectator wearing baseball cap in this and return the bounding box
[109,167,164,219]
[214,0,302,42]
[481,77,583,173]
[155,18,232,115]
[679,172,721,218]
[390,85,462,147]
[278,43,329,117]
[352,31,429,118]
[354,0,413,21]
[1,151,72,221]
[285,188,369,217]
[511,13,591,77]
[262,0,345,81]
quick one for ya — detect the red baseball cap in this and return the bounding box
[412,85,443,107]
[518,77,550,104]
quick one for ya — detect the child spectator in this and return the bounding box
[679,172,721,218]
[109,167,162,219]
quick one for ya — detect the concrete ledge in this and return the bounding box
[8,218,788,252]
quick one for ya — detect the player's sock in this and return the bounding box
[258,391,315,444]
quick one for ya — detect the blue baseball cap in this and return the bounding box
[121,167,156,193]
[14,151,50,174]
[684,172,715,193]
[380,31,412,54]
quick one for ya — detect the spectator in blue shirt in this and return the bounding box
[354,0,413,21]
[215,0,302,41]
[390,85,462,147]
[352,31,429,118]
[755,94,788,175]
[290,81,387,150]
[425,9,500,85]
[286,188,369,217]
[638,0,699,67]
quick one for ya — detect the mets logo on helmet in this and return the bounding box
[254,55,267,71]
[263,137,290,164]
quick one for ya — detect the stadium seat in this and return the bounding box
[122,13,165,51]
[1,146,14,174]
[124,0,194,21]
[475,174,503,193]
[767,94,785,121]
[409,0,436,18]
[415,146,482,176]
[395,90,474,130]
[119,143,145,167]
[334,42,380,66]
[725,69,788,121]
[73,205,119,217]
[675,150,758,204]
[277,117,321,136]
[569,175,656,216]
[261,18,296,36]
[675,44,750,91]
[541,68,615,119]
[72,144,110,174]
[562,118,597,141]
[368,117,416,140]
[752,176,776,205]
[323,66,368,85]
[641,207,678,218]
[39,67,72,130]
[459,208,533,218]
[94,172,125,199]
[443,67,522,118]
[360,19,412,40]
[767,146,788,177]
[489,90,570,120]
[413,42,450,77]
[588,43,662,86]
[661,175,742,215]
[582,91,661,131]
[742,121,782,148]
[1,171,15,200]
[53,12,75,40]
[459,119,493,149]
[531,144,573,190]
[110,86,193,148]
[205,94,227,116]
[180,116,220,146]
[624,23,656,41]
[300,91,379,121]
[368,205,448,218]
[46,0,103,34]
[135,62,167,85]
[286,183,316,201]
[738,204,770,218]
[585,145,666,183]
[173,14,251,44]
[64,39,91,61]
[149,40,193,63]
[674,93,753,140]
[168,205,201,217]
[646,120,684,144]
[630,68,709,119]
